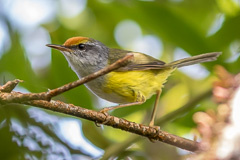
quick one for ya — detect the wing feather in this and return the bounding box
[108,48,166,71]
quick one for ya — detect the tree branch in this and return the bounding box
[0,55,199,152]
[0,92,198,152]
[0,54,133,103]
[0,79,23,92]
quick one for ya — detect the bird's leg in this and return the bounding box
[98,99,145,125]
[149,90,162,127]
[146,90,162,142]
[100,92,146,116]
[100,101,144,115]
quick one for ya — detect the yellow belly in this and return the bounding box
[102,68,175,104]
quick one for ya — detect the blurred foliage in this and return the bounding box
[0,0,240,159]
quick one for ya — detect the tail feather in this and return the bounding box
[166,52,221,68]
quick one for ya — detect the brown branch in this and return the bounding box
[0,79,23,92]
[0,54,133,103]
[0,54,200,152]
[45,54,133,98]
[0,90,199,152]
[22,99,198,152]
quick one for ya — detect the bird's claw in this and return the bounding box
[148,125,161,142]
[94,121,101,127]
[152,125,161,133]
[96,108,111,125]
[99,108,110,117]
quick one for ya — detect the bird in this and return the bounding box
[46,36,221,127]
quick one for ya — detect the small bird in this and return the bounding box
[47,37,221,127]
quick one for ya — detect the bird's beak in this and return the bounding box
[46,44,73,52]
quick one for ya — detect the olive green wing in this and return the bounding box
[108,48,166,71]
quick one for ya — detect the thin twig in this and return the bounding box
[46,54,133,98]
[0,54,133,103]
[0,79,23,92]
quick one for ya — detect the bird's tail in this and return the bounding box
[166,52,221,68]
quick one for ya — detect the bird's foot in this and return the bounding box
[148,125,161,142]
[99,108,110,117]
[94,108,111,126]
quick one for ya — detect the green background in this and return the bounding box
[0,0,239,159]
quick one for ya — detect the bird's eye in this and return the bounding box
[78,43,85,50]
